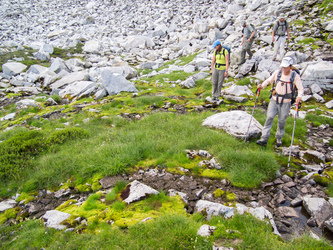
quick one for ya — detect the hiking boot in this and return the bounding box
[276,139,282,147]
[256,140,267,147]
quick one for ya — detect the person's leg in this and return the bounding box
[212,68,219,99]
[275,101,291,140]
[240,42,246,64]
[216,70,226,98]
[260,99,279,142]
[279,36,287,59]
[273,36,279,59]
[246,38,254,59]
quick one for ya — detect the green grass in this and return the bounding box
[1,213,331,249]
[0,112,283,195]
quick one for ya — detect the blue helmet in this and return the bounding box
[212,40,221,48]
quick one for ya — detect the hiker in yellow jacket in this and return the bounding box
[210,40,229,101]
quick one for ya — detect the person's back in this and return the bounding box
[272,14,290,61]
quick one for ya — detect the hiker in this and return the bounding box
[272,14,290,61]
[210,40,229,101]
[239,21,255,65]
[256,56,304,147]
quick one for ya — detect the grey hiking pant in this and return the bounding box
[212,68,226,99]
[240,38,254,63]
[260,98,291,142]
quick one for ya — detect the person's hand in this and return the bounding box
[210,69,212,75]
[224,71,228,77]
[288,35,291,40]
[247,38,250,42]
[272,37,275,42]
[240,42,243,46]
[296,96,302,105]
[257,84,262,90]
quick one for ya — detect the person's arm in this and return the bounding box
[294,75,304,104]
[272,30,275,42]
[210,55,216,74]
[248,31,255,42]
[225,54,229,77]
[241,34,245,45]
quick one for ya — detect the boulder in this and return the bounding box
[106,66,138,80]
[101,69,138,95]
[121,180,159,204]
[16,99,39,109]
[197,224,216,236]
[58,81,97,99]
[2,62,27,76]
[325,100,333,109]
[238,59,256,76]
[12,87,42,95]
[50,71,90,90]
[127,36,155,49]
[0,113,16,121]
[83,40,101,54]
[202,110,263,139]
[179,77,196,88]
[221,85,254,97]
[302,61,333,90]
[42,210,71,230]
[0,199,17,212]
[50,58,69,73]
[303,197,333,227]
[195,200,234,218]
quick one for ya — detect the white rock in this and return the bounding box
[2,62,27,76]
[43,210,71,230]
[202,111,263,139]
[123,180,159,204]
[303,197,333,227]
[0,199,17,212]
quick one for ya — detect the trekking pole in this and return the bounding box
[287,102,299,168]
[244,88,261,144]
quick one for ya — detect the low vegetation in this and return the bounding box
[0,52,333,248]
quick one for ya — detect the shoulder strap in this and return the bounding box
[222,48,225,58]
[274,69,283,88]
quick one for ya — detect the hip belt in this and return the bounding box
[215,63,226,68]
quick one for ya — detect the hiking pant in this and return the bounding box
[240,38,254,63]
[260,98,291,142]
[273,36,286,60]
[212,68,226,99]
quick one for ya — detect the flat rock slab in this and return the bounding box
[0,199,17,212]
[101,69,138,95]
[202,110,263,139]
[121,180,159,204]
[221,85,254,97]
[42,210,71,230]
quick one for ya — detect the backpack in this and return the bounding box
[222,45,231,64]
[250,24,259,38]
[242,24,259,39]
[275,20,287,33]
[272,66,300,105]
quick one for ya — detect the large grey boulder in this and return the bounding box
[179,77,196,89]
[303,197,333,227]
[2,62,27,76]
[0,199,17,212]
[127,36,155,49]
[50,71,90,90]
[257,59,280,74]
[58,81,98,99]
[101,69,138,95]
[221,85,254,97]
[12,87,42,95]
[122,180,159,204]
[42,210,71,230]
[16,99,39,109]
[238,59,256,76]
[50,58,69,73]
[202,110,263,139]
[83,40,101,54]
[106,66,138,80]
[325,100,333,109]
[27,65,48,75]
[302,61,333,90]
[195,200,234,218]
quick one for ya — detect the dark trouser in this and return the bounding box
[240,38,254,63]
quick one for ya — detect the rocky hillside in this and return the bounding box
[1,0,333,249]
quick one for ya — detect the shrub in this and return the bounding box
[51,94,61,104]
[0,131,45,179]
